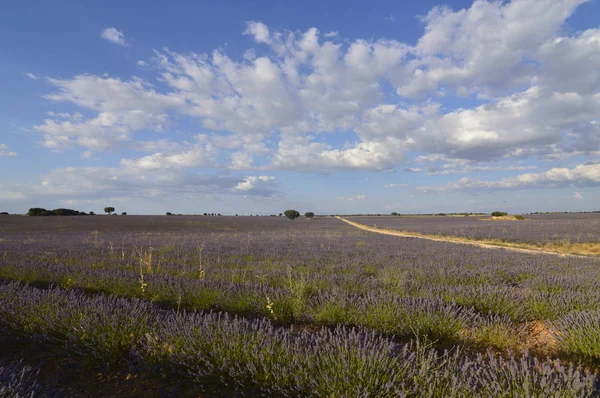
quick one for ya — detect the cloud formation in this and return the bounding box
[36,167,277,200]
[418,163,600,192]
[36,1,600,174]
[101,27,128,46]
[19,0,600,209]
[0,144,17,157]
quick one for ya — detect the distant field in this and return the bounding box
[347,213,600,244]
[1,215,600,396]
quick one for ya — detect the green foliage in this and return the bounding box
[27,208,52,216]
[304,212,315,219]
[104,207,115,214]
[27,207,86,216]
[491,211,508,217]
[514,215,525,220]
[284,210,300,220]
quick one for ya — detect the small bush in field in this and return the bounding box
[284,210,300,220]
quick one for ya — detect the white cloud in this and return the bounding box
[418,163,600,192]
[244,21,272,44]
[35,167,278,200]
[384,183,408,188]
[30,0,600,175]
[80,150,93,160]
[119,143,217,171]
[34,75,183,150]
[0,144,17,157]
[230,151,254,170]
[25,73,37,80]
[572,191,584,200]
[337,194,367,201]
[234,176,275,191]
[101,27,128,46]
[425,164,537,176]
[271,135,403,172]
[404,0,587,97]
[133,139,182,153]
[0,188,26,201]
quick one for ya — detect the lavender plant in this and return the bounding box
[0,360,40,398]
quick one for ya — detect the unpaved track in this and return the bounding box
[335,216,598,259]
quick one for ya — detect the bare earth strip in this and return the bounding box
[335,217,600,259]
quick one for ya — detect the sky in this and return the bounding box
[1,0,599,215]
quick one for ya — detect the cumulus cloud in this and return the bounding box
[34,75,183,150]
[101,27,128,46]
[36,167,278,200]
[0,144,17,157]
[384,183,408,188]
[337,194,367,201]
[234,176,276,193]
[425,164,537,176]
[418,163,600,192]
[119,143,217,171]
[29,0,600,176]
[572,191,584,200]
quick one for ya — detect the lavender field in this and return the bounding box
[1,215,600,396]
[347,213,600,245]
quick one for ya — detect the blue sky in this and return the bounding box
[1,0,599,215]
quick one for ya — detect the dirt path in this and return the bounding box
[335,216,599,259]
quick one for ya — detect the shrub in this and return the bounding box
[305,212,315,219]
[284,210,300,220]
[27,208,85,216]
[27,208,51,216]
[104,207,115,215]
[53,208,83,216]
[514,215,525,220]
[166,212,172,216]
[491,211,508,217]
[121,212,127,216]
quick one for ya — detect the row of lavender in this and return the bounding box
[0,282,598,397]
[347,214,600,244]
[2,217,600,357]
[0,358,39,398]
